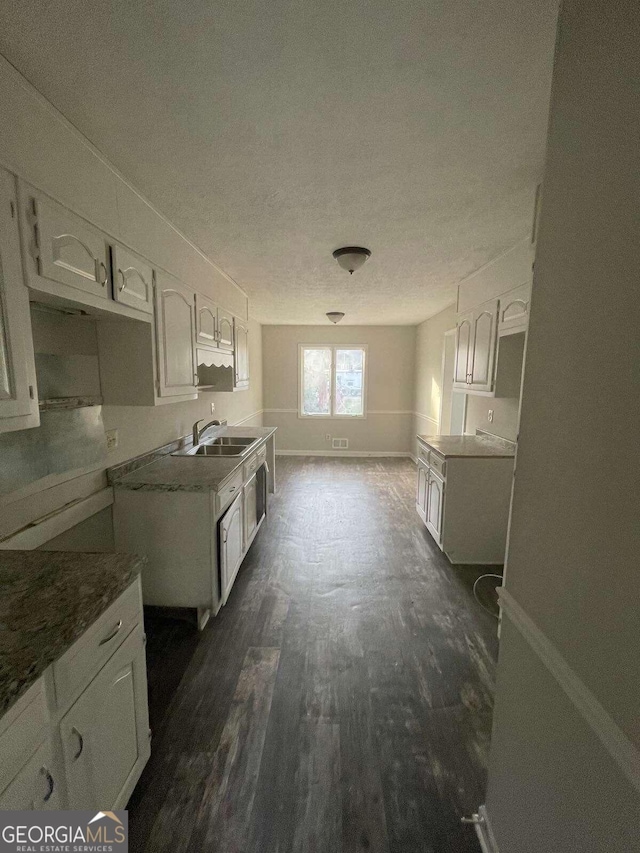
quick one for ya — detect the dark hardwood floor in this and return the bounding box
[128,457,500,853]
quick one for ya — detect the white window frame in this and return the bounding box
[298,343,368,419]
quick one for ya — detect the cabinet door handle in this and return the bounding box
[99,619,122,646]
[41,767,55,802]
[71,726,84,760]
[118,269,126,291]
[96,260,109,287]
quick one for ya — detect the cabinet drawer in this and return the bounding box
[0,680,48,795]
[216,470,244,515]
[417,444,430,466]
[52,580,142,712]
[429,452,446,478]
[0,739,62,810]
[243,444,266,480]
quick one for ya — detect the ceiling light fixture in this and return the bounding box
[326,312,345,324]
[332,246,371,275]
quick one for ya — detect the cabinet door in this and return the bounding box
[111,245,153,314]
[416,461,428,523]
[217,308,234,352]
[155,271,197,397]
[469,299,498,391]
[426,470,444,545]
[234,319,249,389]
[31,192,110,299]
[195,292,218,348]
[220,493,244,605]
[498,283,530,335]
[60,626,150,810]
[453,312,473,387]
[0,740,63,810]
[244,472,258,545]
[0,170,39,431]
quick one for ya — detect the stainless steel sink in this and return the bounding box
[208,436,256,446]
[190,444,248,456]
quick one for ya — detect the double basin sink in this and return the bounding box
[173,436,258,458]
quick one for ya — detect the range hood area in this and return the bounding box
[196,348,235,392]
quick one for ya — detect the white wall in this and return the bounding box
[483,1,640,849]
[262,325,415,455]
[413,304,456,452]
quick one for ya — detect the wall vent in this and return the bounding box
[332,438,348,449]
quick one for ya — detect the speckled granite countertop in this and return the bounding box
[109,426,276,493]
[0,550,145,716]
[417,434,516,458]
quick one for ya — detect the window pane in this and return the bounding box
[335,348,364,415]
[302,348,332,415]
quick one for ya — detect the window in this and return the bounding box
[299,345,367,417]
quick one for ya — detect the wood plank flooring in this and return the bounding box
[128,457,501,853]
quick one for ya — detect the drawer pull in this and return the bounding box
[229,486,236,492]
[99,619,123,646]
[41,767,55,802]
[72,726,84,760]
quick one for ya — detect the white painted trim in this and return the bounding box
[499,588,640,795]
[264,408,412,416]
[475,806,500,853]
[414,411,440,429]
[276,450,412,458]
[0,488,114,550]
[231,409,264,426]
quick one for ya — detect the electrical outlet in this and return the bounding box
[210,402,216,413]
[487,410,494,423]
[325,433,331,441]
[106,429,118,451]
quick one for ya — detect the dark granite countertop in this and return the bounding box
[110,426,277,493]
[0,550,145,716]
[417,434,516,458]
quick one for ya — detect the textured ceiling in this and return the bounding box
[0,0,558,324]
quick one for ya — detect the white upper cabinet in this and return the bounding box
[234,318,249,389]
[453,311,473,387]
[0,168,39,433]
[453,299,499,393]
[27,189,111,300]
[195,294,235,353]
[470,299,498,390]
[111,244,154,315]
[498,282,531,336]
[217,308,234,352]
[195,292,218,348]
[155,271,197,397]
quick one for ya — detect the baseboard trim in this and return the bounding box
[499,588,640,795]
[276,450,413,458]
[475,806,500,853]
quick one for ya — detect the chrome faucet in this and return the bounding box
[192,419,223,446]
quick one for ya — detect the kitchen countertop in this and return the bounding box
[417,434,516,458]
[0,550,145,716]
[110,426,277,493]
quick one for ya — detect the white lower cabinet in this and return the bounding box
[0,739,62,810]
[61,624,150,810]
[219,492,244,605]
[426,469,444,545]
[0,579,150,812]
[415,440,514,564]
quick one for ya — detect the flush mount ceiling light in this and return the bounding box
[332,246,371,275]
[326,312,345,324]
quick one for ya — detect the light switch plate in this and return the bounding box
[106,429,118,451]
